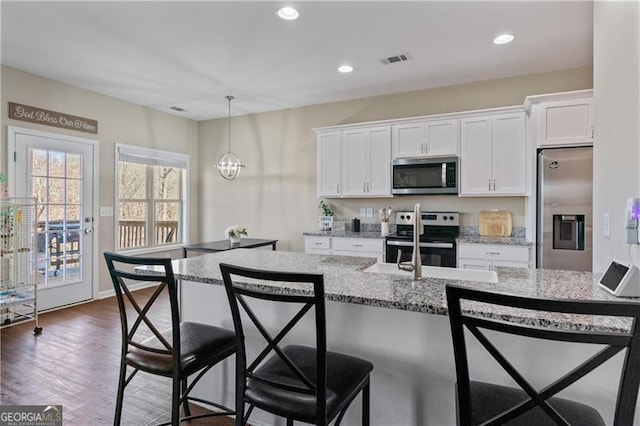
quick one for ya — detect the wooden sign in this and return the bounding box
[8,102,98,134]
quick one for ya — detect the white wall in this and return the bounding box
[593,1,640,272]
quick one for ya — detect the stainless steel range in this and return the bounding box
[385,211,460,268]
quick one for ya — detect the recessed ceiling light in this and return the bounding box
[277,7,299,20]
[493,34,515,45]
[338,65,354,73]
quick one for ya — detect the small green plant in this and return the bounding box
[319,200,334,216]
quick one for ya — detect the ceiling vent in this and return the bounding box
[170,106,185,112]
[380,53,412,65]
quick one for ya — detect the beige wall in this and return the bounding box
[1,66,200,293]
[199,67,593,252]
[0,65,593,296]
[593,1,640,272]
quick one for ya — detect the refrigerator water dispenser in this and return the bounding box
[553,214,585,250]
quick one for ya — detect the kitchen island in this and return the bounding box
[162,249,638,425]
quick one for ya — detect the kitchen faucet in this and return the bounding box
[397,203,423,280]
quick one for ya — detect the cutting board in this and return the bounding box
[479,211,512,237]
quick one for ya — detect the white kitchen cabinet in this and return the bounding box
[392,119,458,159]
[342,127,391,197]
[332,237,384,262]
[493,113,527,194]
[524,90,594,148]
[457,243,530,271]
[460,111,526,196]
[316,131,342,197]
[304,236,384,262]
[304,236,331,255]
[538,98,593,147]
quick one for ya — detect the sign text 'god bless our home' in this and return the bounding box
[8,102,98,134]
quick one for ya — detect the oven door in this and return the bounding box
[385,240,456,268]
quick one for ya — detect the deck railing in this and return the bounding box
[118,220,178,249]
[38,220,178,253]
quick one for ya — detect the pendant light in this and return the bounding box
[215,95,245,180]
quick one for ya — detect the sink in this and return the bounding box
[363,262,498,283]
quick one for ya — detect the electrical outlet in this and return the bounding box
[360,208,366,218]
[366,208,373,218]
[100,207,114,217]
[603,213,611,239]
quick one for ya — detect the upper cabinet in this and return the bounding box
[317,126,391,198]
[316,131,343,197]
[343,127,391,197]
[392,119,459,158]
[460,110,526,196]
[525,90,594,147]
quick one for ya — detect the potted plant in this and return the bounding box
[225,225,248,244]
[318,200,334,231]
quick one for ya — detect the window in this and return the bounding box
[116,144,188,251]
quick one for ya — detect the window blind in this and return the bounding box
[116,144,189,169]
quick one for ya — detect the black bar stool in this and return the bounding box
[104,252,237,425]
[446,284,640,426]
[220,262,373,426]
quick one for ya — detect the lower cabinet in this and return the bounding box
[457,243,530,271]
[304,236,384,262]
[304,236,332,255]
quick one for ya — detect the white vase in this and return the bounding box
[381,222,389,236]
[230,235,241,244]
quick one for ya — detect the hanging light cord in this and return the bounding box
[226,95,234,154]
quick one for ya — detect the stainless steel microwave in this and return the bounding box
[392,157,458,195]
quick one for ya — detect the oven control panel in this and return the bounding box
[395,212,459,227]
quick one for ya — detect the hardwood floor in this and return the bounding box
[0,287,235,426]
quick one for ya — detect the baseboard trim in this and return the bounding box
[98,281,158,299]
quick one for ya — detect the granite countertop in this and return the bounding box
[144,249,638,333]
[456,235,533,246]
[303,231,386,239]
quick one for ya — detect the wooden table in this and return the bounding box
[182,238,278,258]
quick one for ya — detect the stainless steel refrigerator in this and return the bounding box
[537,147,593,271]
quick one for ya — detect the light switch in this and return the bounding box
[366,208,373,218]
[100,207,114,217]
[603,213,611,239]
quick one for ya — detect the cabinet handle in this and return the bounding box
[315,242,324,245]
[366,182,370,192]
[591,126,594,139]
[486,251,501,255]
[488,179,491,191]
[336,184,340,194]
[363,182,366,192]
[493,179,496,191]
[353,244,363,247]
[425,140,429,153]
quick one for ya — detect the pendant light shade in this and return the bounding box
[216,95,245,180]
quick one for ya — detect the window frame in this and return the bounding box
[115,143,189,254]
